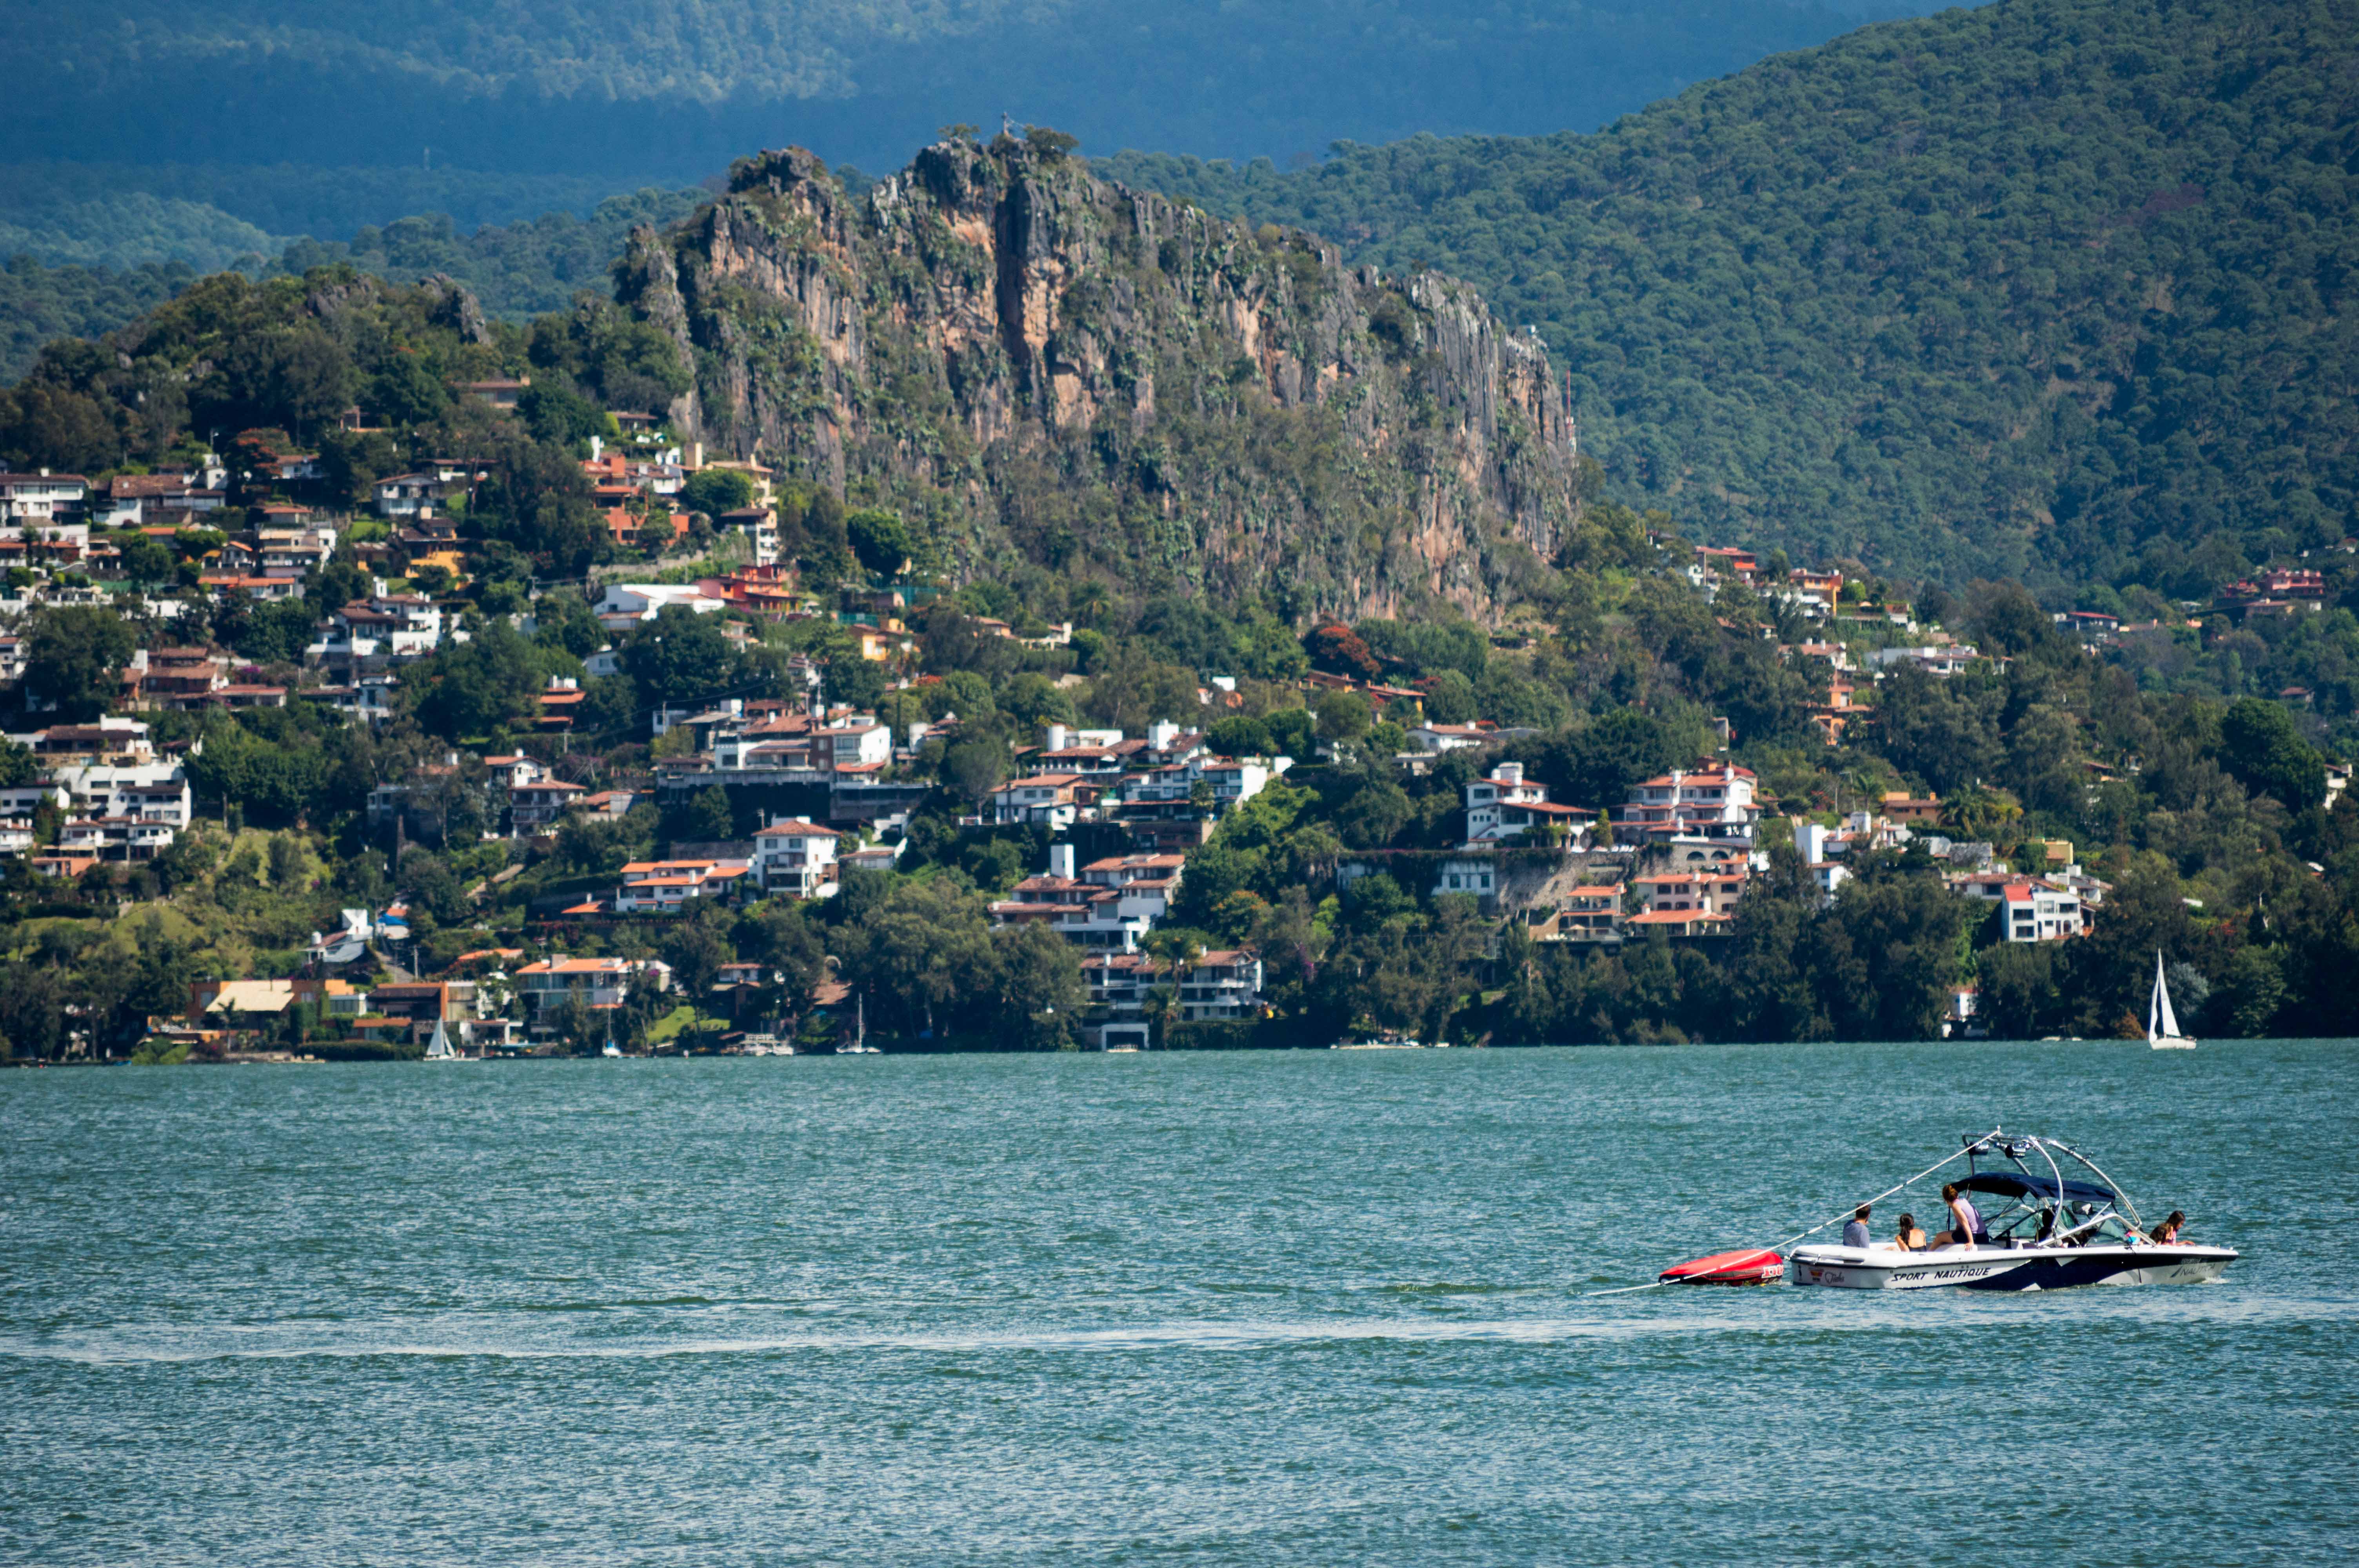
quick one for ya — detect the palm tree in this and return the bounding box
[1145,980,1180,1049]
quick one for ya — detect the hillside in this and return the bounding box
[1101,0,2359,598]
[0,3,1942,260]
[0,257,196,385]
[5,142,2359,1054]
[0,189,712,385]
[621,138,1583,618]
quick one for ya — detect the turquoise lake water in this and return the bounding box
[4,1042,2354,1564]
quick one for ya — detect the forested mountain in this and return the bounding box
[1103,0,2359,597]
[274,189,711,324]
[0,188,711,383]
[0,161,651,275]
[0,258,196,385]
[1,2,1940,261]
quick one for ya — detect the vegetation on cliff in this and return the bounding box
[620,136,1581,621]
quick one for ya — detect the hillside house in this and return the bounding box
[753,818,844,898]
[1178,950,1263,1023]
[1616,762,1763,844]
[0,471,89,525]
[1554,883,1626,943]
[1083,952,1170,1049]
[609,860,752,915]
[1463,761,1593,845]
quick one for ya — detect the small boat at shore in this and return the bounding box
[423,1020,465,1062]
[1787,1132,2234,1291]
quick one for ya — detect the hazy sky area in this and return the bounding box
[0,0,1962,252]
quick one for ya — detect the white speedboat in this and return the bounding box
[1788,1133,2235,1292]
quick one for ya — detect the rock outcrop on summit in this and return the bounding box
[616,137,1583,619]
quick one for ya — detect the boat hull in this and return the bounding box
[1956,1245,2235,1290]
[1788,1246,2035,1290]
[1788,1243,2234,1291]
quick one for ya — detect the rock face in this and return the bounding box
[618,139,1581,618]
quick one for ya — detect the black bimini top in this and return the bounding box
[1959,1171,2116,1205]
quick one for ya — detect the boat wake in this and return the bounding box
[4,1292,2346,1366]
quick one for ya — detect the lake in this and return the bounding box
[3,1041,2354,1564]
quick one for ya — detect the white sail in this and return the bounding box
[424,1018,459,1060]
[2149,951,2186,1045]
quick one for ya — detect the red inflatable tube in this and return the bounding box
[1658,1248,1786,1286]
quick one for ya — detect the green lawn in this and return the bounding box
[644,1005,724,1045]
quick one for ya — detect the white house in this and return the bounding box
[1083,951,1169,1049]
[1991,878,2086,943]
[482,753,545,789]
[594,583,727,630]
[611,859,752,915]
[988,845,1181,951]
[989,773,1096,828]
[373,472,461,519]
[1178,949,1263,1022]
[0,471,89,525]
[57,816,177,860]
[1463,761,1592,845]
[821,721,892,770]
[510,779,587,830]
[515,955,661,1035]
[1617,762,1763,843]
[1870,644,1980,678]
[1409,721,1503,754]
[1430,855,1497,901]
[753,818,844,898]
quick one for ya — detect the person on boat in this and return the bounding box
[2151,1210,2188,1245]
[1893,1213,1926,1250]
[1936,1183,1988,1249]
[1843,1204,1872,1248]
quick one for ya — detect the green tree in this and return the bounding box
[845,509,911,576]
[1312,688,1372,742]
[2218,698,2325,811]
[23,605,136,721]
[663,918,729,1034]
[680,467,755,517]
[622,604,741,712]
[119,530,175,583]
[682,785,736,843]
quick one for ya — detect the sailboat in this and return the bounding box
[2149,951,2196,1049]
[839,991,880,1053]
[423,1018,465,1062]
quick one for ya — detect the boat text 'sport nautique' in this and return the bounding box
[1785,1131,2235,1291]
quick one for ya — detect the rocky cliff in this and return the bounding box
[617,138,1581,619]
